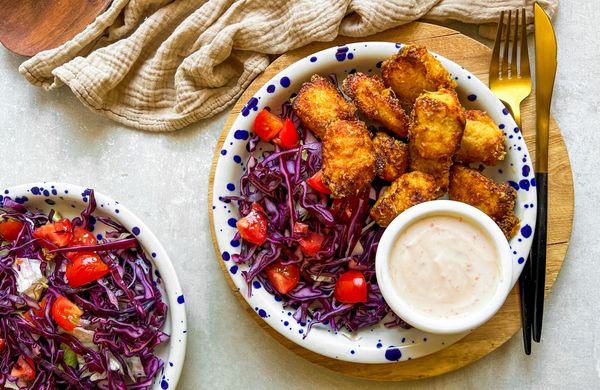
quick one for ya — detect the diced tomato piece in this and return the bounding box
[236,203,268,245]
[70,226,97,247]
[334,270,367,303]
[306,170,331,194]
[330,197,360,223]
[251,202,265,214]
[0,219,24,241]
[253,109,284,142]
[299,232,324,256]
[51,295,82,331]
[293,222,309,235]
[33,219,73,248]
[66,226,98,259]
[23,297,48,322]
[10,356,35,382]
[273,118,299,149]
[264,261,300,294]
[0,338,5,350]
[66,253,110,288]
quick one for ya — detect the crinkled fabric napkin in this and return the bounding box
[19,0,558,132]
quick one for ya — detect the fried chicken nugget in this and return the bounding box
[382,44,457,108]
[373,132,409,182]
[455,110,507,166]
[448,165,520,238]
[409,146,452,195]
[370,171,438,227]
[292,74,356,139]
[342,73,409,138]
[322,120,377,198]
[410,88,465,159]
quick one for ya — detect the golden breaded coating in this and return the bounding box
[448,165,520,238]
[342,73,409,138]
[409,146,452,195]
[381,44,457,108]
[322,120,377,198]
[410,88,465,159]
[292,74,356,139]
[370,171,438,227]
[455,110,506,166]
[373,132,409,182]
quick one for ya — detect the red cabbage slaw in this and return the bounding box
[225,96,409,336]
[0,192,167,389]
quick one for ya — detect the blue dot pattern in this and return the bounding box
[241,97,259,117]
[234,130,249,140]
[521,225,532,238]
[385,347,402,361]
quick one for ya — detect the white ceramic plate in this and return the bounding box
[2,182,187,389]
[211,42,536,363]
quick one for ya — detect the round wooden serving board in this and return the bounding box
[208,22,574,381]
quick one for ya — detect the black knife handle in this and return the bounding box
[531,172,548,342]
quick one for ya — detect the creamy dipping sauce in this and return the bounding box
[389,215,501,320]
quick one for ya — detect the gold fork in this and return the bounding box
[489,8,533,355]
[489,9,532,129]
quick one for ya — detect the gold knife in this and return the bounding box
[531,2,557,342]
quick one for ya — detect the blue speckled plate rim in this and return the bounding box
[2,182,187,390]
[210,41,536,364]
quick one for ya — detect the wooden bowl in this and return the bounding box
[0,0,111,56]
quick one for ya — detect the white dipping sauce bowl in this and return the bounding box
[375,200,513,334]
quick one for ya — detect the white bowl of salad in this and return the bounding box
[210,41,535,363]
[0,183,186,389]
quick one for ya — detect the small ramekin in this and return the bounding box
[375,200,513,334]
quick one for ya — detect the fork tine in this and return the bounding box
[511,9,519,77]
[520,8,531,77]
[502,10,511,78]
[490,10,504,79]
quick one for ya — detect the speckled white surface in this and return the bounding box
[1,2,599,388]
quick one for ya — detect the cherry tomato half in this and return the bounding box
[273,118,299,149]
[0,338,5,351]
[33,219,73,248]
[10,355,35,382]
[236,203,268,245]
[66,253,110,288]
[0,219,24,241]
[253,109,284,142]
[299,232,324,256]
[51,295,82,331]
[264,261,300,294]
[306,170,331,194]
[334,270,367,304]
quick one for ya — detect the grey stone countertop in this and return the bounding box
[0,2,598,388]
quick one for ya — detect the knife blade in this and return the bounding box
[531,2,557,342]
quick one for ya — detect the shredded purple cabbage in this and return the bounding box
[0,191,167,389]
[225,101,408,336]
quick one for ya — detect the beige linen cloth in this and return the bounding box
[19,0,558,132]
